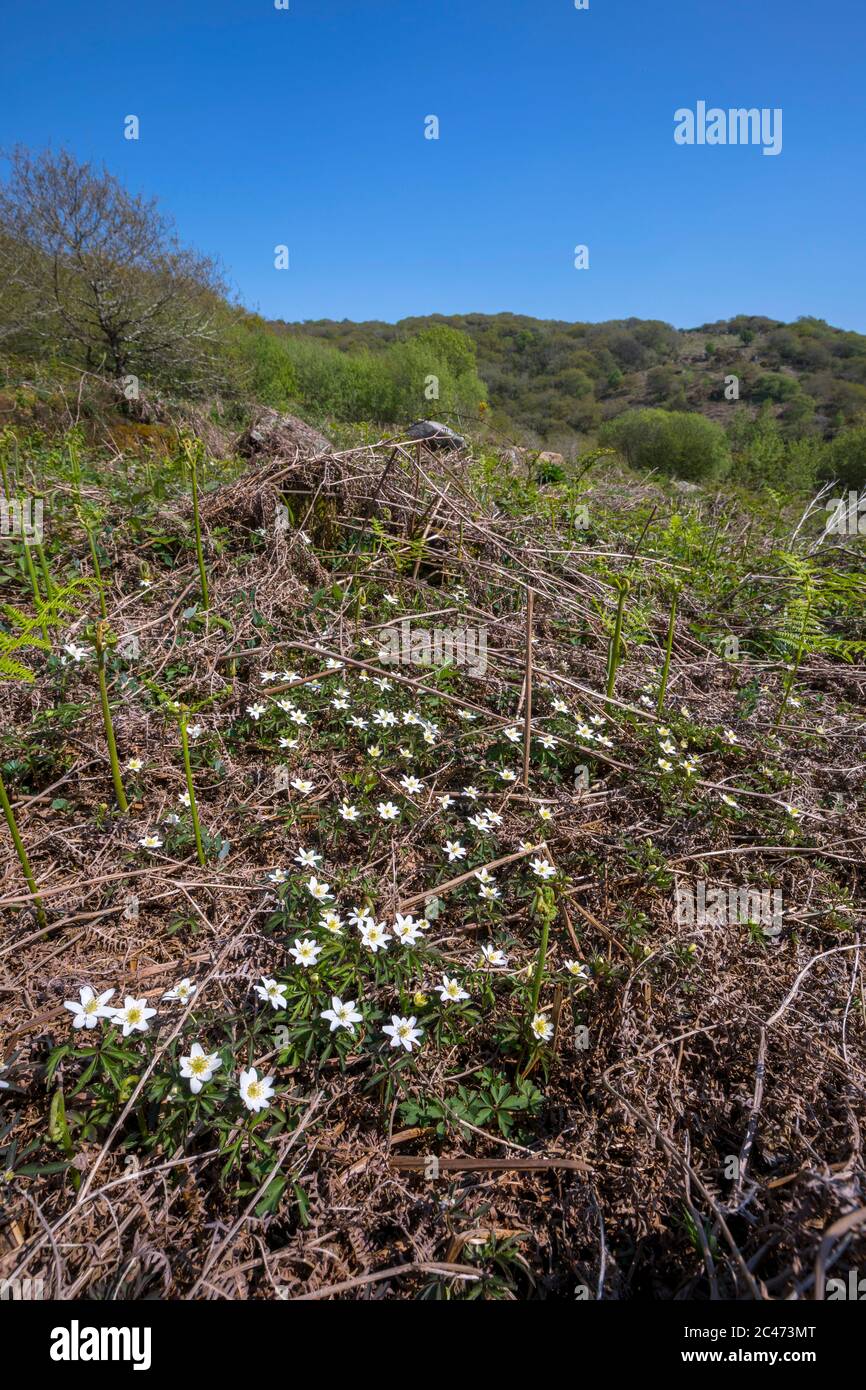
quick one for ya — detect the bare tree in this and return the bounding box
[0,147,226,391]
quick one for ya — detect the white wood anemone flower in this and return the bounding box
[382,1016,423,1052]
[162,978,197,1004]
[435,975,470,1004]
[63,986,116,1030]
[239,1067,275,1113]
[180,1043,222,1094]
[113,996,157,1037]
[255,977,288,1010]
[321,997,363,1035]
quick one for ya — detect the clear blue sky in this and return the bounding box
[3,0,865,331]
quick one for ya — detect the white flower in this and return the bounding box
[162,978,197,1004]
[339,802,360,822]
[657,758,673,772]
[374,708,398,728]
[531,1013,553,1042]
[538,734,556,751]
[294,847,322,868]
[564,960,589,981]
[660,740,677,756]
[443,839,466,862]
[468,813,489,832]
[590,714,605,727]
[112,996,156,1037]
[438,794,454,810]
[639,695,653,708]
[682,758,698,775]
[435,975,470,1004]
[552,699,569,715]
[289,937,322,968]
[458,709,477,721]
[576,722,596,741]
[382,1015,423,1052]
[239,1067,275,1113]
[255,976,288,1010]
[785,804,802,819]
[268,867,289,884]
[479,882,501,900]
[319,910,343,935]
[247,703,267,721]
[720,793,739,809]
[349,716,368,731]
[292,778,314,795]
[360,920,390,953]
[392,913,424,945]
[279,735,299,751]
[475,867,494,884]
[498,768,518,783]
[126,757,143,772]
[531,857,556,880]
[260,671,279,684]
[62,640,88,663]
[139,833,163,850]
[377,801,399,821]
[178,790,191,808]
[481,809,502,827]
[399,774,423,795]
[503,726,521,743]
[187,724,203,740]
[63,986,115,1030]
[348,906,375,931]
[180,1043,222,1094]
[306,875,332,901]
[321,996,363,1034]
[538,807,553,822]
[722,729,739,746]
[481,945,509,967]
[462,785,480,800]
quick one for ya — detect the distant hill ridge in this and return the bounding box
[269,312,866,449]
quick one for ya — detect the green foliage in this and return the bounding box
[0,578,95,682]
[824,425,866,489]
[399,1070,543,1139]
[222,314,486,424]
[600,408,730,481]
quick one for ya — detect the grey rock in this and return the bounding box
[405,420,466,451]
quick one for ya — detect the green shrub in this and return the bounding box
[824,426,866,489]
[600,408,730,482]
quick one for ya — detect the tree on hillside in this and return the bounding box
[0,147,225,391]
